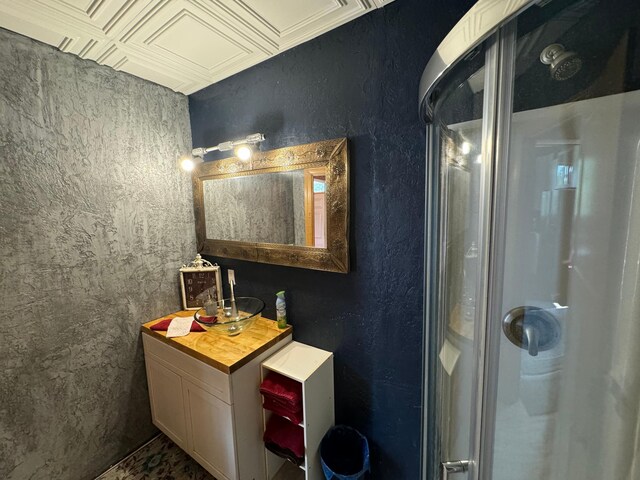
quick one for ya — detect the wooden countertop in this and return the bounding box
[141,311,292,374]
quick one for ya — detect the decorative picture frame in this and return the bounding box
[179,254,223,310]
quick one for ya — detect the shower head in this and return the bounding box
[540,43,582,81]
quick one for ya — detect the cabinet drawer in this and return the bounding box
[143,333,231,404]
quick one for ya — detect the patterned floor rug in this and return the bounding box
[95,434,214,480]
[96,433,305,480]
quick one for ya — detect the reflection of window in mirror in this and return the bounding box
[304,167,327,248]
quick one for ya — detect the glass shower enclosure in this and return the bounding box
[419,1,640,479]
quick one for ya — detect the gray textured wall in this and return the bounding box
[0,28,196,479]
[203,171,307,245]
[292,170,306,246]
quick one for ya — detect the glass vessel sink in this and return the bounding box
[194,296,265,336]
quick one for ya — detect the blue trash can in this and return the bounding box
[320,425,370,480]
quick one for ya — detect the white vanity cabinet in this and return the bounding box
[141,312,292,480]
[144,350,238,478]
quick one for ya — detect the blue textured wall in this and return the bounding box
[189,1,471,477]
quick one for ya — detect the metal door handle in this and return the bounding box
[441,460,470,480]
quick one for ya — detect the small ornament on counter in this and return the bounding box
[201,287,218,317]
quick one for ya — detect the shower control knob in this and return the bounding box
[502,306,561,357]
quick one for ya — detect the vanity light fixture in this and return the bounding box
[192,133,265,160]
[181,133,265,171]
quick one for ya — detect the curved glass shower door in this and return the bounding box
[490,2,640,479]
[425,37,496,480]
[425,1,640,479]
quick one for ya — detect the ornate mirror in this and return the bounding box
[192,138,349,273]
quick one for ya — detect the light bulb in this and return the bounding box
[179,155,202,171]
[180,157,195,171]
[235,145,252,161]
[462,142,471,155]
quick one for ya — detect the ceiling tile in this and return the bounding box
[150,12,247,71]
[58,0,94,13]
[117,55,186,91]
[0,10,68,47]
[218,0,372,51]
[240,0,341,35]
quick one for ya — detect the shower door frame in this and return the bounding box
[421,20,519,480]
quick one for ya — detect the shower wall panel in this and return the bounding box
[493,86,640,480]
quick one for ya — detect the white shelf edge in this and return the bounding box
[261,341,333,382]
[261,407,304,429]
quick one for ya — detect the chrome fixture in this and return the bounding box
[540,43,582,81]
[441,460,470,480]
[191,133,265,158]
[181,133,266,171]
[228,269,238,320]
[502,306,561,357]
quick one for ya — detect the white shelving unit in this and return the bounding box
[261,341,334,480]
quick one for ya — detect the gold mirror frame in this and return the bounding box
[192,138,349,273]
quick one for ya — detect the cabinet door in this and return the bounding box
[184,379,238,480]
[146,354,188,448]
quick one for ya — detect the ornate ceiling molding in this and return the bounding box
[0,0,394,94]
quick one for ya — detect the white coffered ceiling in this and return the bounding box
[0,0,394,95]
